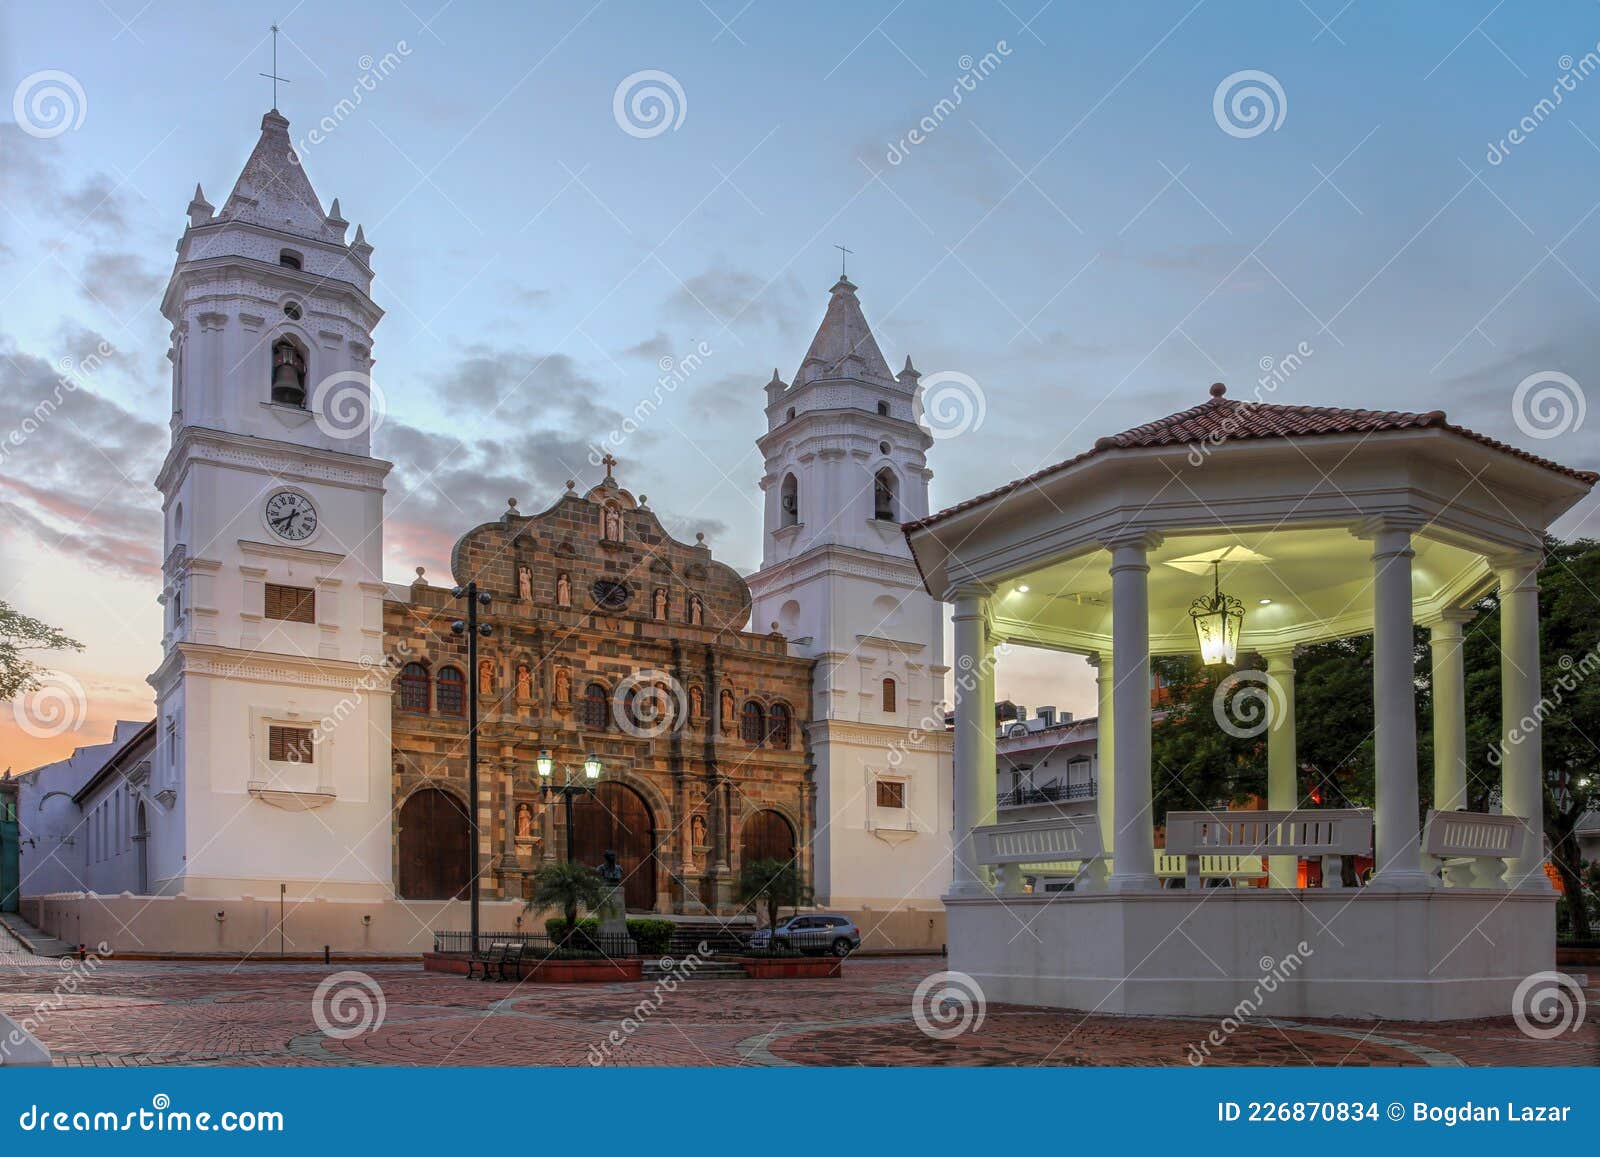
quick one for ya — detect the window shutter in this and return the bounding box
[268,725,315,764]
[265,583,315,624]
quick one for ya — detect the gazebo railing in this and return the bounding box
[1423,809,1525,887]
[1164,808,1372,889]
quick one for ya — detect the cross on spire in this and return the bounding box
[259,24,291,111]
[601,453,617,480]
[834,244,853,279]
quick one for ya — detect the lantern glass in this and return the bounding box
[583,753,602,780]
[1188,562,1245,666]
[536,749,554,778]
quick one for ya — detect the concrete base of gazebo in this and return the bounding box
[947,889,1554,1021]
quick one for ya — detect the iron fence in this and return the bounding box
[997,780,1096,808]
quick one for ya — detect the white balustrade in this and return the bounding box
[1163,809,1372,889]
[1423,809,1524,888]
[972,816,1105,892]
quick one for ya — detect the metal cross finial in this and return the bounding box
[259,24,291,110]
[834,244,853,278]
[601,452,617,479]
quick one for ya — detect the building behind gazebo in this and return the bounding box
[904,383,1596,1021]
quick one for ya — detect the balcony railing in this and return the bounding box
[996,780,1096,808]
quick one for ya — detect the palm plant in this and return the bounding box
[739,858,812,935]
[527,860,607,946]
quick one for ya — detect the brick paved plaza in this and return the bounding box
[1,928,1594,1067]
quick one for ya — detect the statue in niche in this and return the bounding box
[689,596,704,626]
[554,667,570,704]
[719,690,734,734]
[556,572,571,608]
[518,565,532,601]
[653,588,667,620]
[691,814,707,848]
[516,663,532,700]
[604,505,622,541]
[516,803,534,840]
[478,659,494,695]
[689,685,704,720]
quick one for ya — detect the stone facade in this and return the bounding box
[384,462,815,913]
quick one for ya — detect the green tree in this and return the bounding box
[0,599,81,701]
[526,860,607,946]
[738,858,812,933]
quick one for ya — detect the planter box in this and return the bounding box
[736,955,843,979]
[423,952,642,983]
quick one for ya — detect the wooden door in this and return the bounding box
[570,782,656,912]
[397,788,472,900]
[740,809,796,865]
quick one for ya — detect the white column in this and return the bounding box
[1497,555,1545,890]
[1106,534,1158,892]
[950,590,996,897]
[1264,648,1298,889]
[1427,613,1471,813]
[1088,652,1114,888]
[1365,521,1430,891]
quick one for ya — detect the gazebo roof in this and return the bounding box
[907,383,1598,531]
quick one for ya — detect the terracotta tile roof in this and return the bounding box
[906,382,1597,531]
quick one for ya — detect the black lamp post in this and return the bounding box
[451,582,492,954]
[536,748,603,863]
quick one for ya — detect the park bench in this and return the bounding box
[492,940,526,981]
[972,814,1105,892]
[466,941,509,980]
[1163,809,1372,889]
[1423,809,1525,887]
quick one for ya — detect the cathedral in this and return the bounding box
[16,109,952,952]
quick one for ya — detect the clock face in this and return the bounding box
[264,490,318,542]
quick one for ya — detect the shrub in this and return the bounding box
[626,919,676,954]
[545,917,600,938]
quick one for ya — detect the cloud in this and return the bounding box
[0,124,133,233]
[0,334,166,580]
[624,331,673,361]
[664,263,804,334]
[79,251,164,315]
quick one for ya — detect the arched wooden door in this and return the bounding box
[740,809,796,865]
[570,781,656,912]
[397,788,472,900]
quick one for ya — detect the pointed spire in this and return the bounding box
[326,197,348,240]
[897,355,920,384]
[794,273,894,387]
[350,223,374,266]
[187,183,214,227]
[217,109,327,239]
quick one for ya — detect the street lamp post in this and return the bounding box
[451,582,493,955]
[537,749,603,864]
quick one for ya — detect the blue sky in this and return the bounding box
[3,0,1598,761]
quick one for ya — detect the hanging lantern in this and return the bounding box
[1189,560,1244,666]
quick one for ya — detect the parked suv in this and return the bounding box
[748,914,860,956]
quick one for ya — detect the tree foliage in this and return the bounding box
[526,860,608,945]
[738,857,812,931]
[0,599,81,702]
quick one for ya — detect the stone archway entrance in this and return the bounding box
[397,788,472,900]
[740,809,796,865]
[570,781,657,912]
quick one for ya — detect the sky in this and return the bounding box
[3,0,1598,769]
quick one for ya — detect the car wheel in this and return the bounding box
[831,937,852,957]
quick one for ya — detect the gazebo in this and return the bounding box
[903,383,1596,1021]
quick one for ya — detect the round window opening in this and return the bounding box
[879,440,891,456]
[283,301,303,320]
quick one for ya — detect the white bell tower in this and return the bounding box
[147,109,394,900]
[748,275,952,916]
